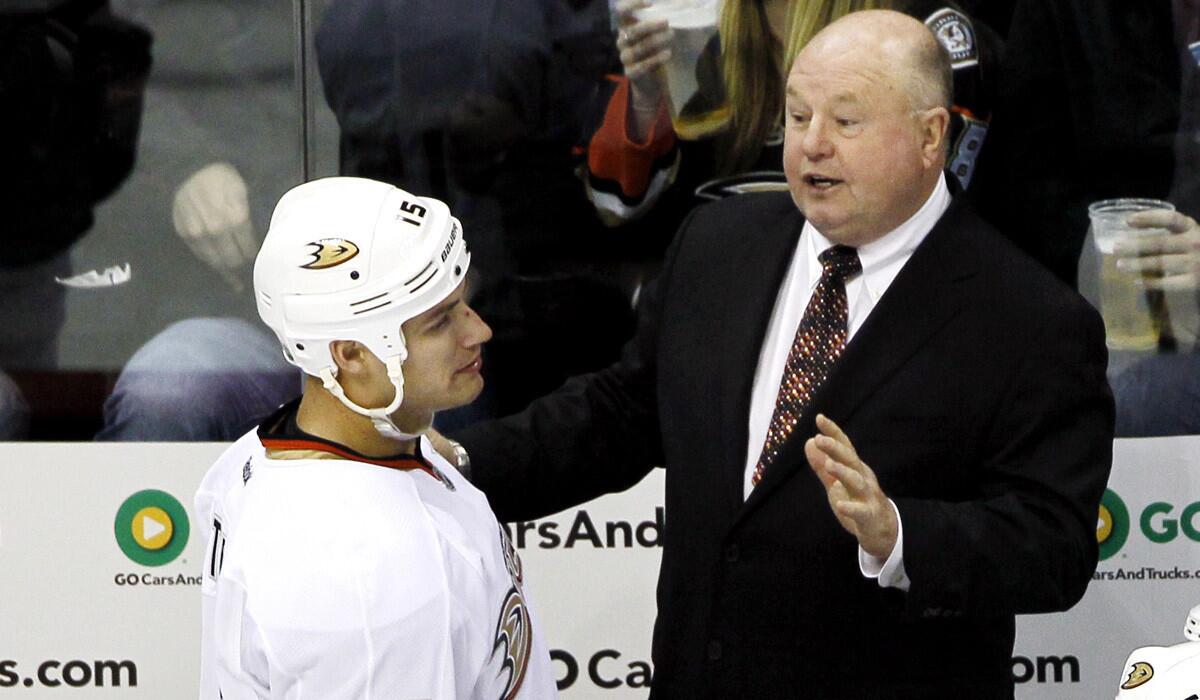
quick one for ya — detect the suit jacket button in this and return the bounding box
[707,640,723,661]
[725,544,740,562]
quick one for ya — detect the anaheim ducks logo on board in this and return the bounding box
[491,586,532,700]
[1121,661,1153,690]
[300,239,360,269]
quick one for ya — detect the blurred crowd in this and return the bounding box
[2,0,1198,441]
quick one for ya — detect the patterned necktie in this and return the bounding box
[752,244,862,486]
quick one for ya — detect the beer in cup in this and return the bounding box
[636,0,729,139]
[1088,198,1175,350]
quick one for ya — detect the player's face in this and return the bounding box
[782,35,941,246]
[390,280,492,428]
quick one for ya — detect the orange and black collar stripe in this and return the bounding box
[257,398,449,485]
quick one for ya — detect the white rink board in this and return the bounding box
[0,443,223,697]
[0,439,1198,697]
[1014,436,1200,698]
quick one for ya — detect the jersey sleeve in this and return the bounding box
[583,75,681,226]
[209,578,272,699]
[197,509,228,699]
[196,435,256,699]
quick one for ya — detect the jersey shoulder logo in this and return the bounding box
[491,586,532,700]
[300,239,360,270]
[242,458,253,485]
[432,463,456,492]
[925,8,978,69]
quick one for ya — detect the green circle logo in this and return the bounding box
[1098,488,1130,561]
[114,490,190,566]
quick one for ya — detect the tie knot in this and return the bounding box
[818,245,862,280]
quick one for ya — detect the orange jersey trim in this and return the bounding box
[587,75,678,199]
[260,436,445,483]
[951,104,982,122]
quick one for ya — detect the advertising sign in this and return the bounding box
[0,443,222,696]
[1,438,1198,698]
[1015,436,1200,698]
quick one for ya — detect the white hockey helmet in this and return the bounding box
[253,177,469,438]
[1114,604,1200,699]
[1114,642,1200,698]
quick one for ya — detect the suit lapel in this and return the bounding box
[714,203,805,514]
[735,197,982,525]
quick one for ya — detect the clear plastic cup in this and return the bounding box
[1088,198,1176,350]
[636,0,729,139]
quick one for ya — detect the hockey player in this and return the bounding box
[194,177,558,699]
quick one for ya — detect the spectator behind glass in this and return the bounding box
[96,0,305,441]
[317,0,638,421]
[971,0,1195,289]
[971,0,1200,437]
[583,0,1000,237]
[99,0,637,440]
[1116,0,1199,440]
[0,0,149,438]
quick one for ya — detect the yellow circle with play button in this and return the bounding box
[131,506,174,550]
[1097,504,1113,543]
[115,490,190,566]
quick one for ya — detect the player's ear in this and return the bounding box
[329,340,368,374]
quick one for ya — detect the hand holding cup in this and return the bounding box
[615,0,673,111]
[1114,209,1200,291]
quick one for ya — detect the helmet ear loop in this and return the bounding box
[378,328,408,417]
[369,353,426,439]
[379,354,406,415]
[316,346,419,439]
[319,365,339,392]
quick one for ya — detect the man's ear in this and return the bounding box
[329,340,368,375]
[919,106,951,167]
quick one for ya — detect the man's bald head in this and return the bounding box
[782,9,953,246]
[798,10,952,113]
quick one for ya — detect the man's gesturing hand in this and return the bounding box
[805,414,898,559]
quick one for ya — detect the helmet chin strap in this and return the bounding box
[318,355,429,441]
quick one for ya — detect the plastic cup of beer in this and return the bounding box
[1088,198,1176,350]
[636,0,729,140]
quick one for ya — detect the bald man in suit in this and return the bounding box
[446,10,1114,698]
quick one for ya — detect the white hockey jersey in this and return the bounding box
[195,404,558,700]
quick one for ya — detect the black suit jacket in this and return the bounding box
[456,191,1114,699]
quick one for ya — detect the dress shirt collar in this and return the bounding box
[802,173,952,302]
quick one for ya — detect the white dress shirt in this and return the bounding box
[742,174,952,591]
